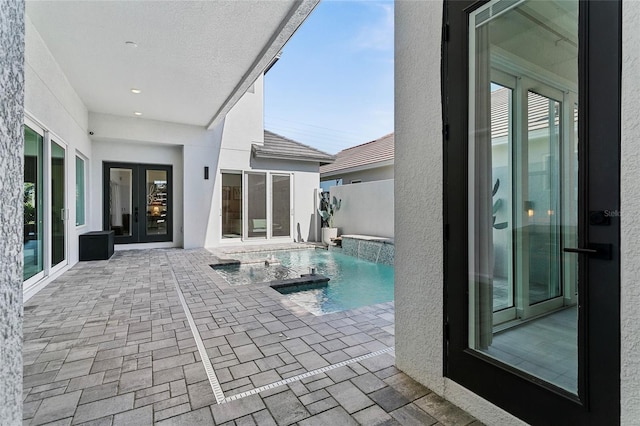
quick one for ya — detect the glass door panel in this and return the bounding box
[490,82,514,313]
[24,126,43,281]
[468,0,578,393]
[222,173,242,238]
[51,140,66,267]
[109,168,133,237]
[272,175,291,237]
[246,173,266,238]
[526,91,562,305]
[104,163,172,243]
[146,170,168,236]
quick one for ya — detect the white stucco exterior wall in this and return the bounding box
[620,2,640,423]
[322,164,394,185]
[23,14,92,298]
[331,179,394,238]
[90,139,185,248]
[394,2,525,424]
[88,112,221,249]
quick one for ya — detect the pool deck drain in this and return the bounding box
[170,261,226,404]
[224,346,395,403]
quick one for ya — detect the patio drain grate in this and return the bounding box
[169,264,226,404]
[223,346,395,403]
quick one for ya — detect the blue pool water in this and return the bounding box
[214,249,394,315]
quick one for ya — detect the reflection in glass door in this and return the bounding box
[51,140,66,267]
[246,173,267,238]
[108,168,133,238]
[468,0,578,393]
[146,170,168,236]
[222,173,242,238]
[272,175,291,238]
[24,126,44,281]
[524,91,562,306]
[104,163,172,243]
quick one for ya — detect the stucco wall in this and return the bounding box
[322,164,394,185]
[90,139,185,248]
[0,1,24,423]
[331,179,394,238]
[23,13,92,299]
[24,14,92,268]
[89,113,219,249]
[394,2,524,424]
[621,1,640,423]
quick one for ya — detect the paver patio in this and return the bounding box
[22,247,482,425]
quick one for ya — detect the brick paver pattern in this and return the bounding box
[22,247,483,425]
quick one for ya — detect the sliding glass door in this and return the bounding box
[24,126,44,281]
[23,123,70,286]
[222,172,293,240]
[51,140,66,268]
[272,174,291,238]
[222,173,242,238]
[246,173,267,238]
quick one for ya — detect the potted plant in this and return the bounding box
[318,193,341,245]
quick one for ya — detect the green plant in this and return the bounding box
[318,193,341,228]
[24,183,36,224]
[492,179,508,230]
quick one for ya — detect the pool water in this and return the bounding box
[214,249,394,315]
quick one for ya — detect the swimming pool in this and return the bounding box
[213,249,394,315]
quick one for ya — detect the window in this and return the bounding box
[76,155,85,226]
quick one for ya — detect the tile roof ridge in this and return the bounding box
[263,129,333,157]
[338,132,394,154]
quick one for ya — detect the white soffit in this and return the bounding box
[25,0,318,128]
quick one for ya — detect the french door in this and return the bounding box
[103,163,172,244]
[444,0,620,423]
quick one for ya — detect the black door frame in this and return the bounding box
[442,1,620,423]
[103,162,173,244]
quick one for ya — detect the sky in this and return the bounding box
[264,0,394,155]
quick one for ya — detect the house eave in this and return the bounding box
[320,159,394,179]
[252,147,335,165]
[207,0,320,129]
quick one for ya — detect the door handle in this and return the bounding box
[134,207,139,223]
[563,243,612,260]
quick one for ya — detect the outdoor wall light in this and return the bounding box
[204,166,209,180]
[525,201,534,217]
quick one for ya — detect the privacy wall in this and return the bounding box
[331,179,394,238]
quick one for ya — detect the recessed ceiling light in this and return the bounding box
[125,41,138,47]
[134,112,142,116]
[131,88,142,94]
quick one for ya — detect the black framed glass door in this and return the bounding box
[443,0,620,423]
[103,163,172,243]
